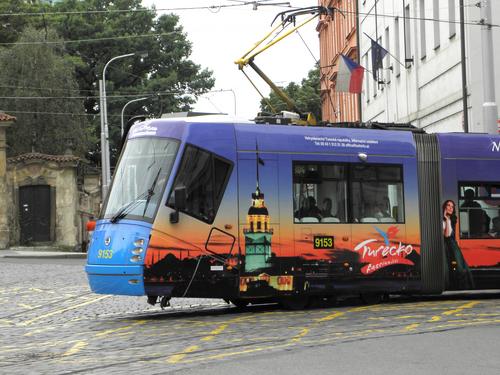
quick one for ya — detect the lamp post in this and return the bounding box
[121,97,149,137]
[99,52,147,198]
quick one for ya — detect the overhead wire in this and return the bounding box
[0,31,178,46]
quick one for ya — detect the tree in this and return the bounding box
[260,65,321,122]
[2,0,215,163]
[48,0,215,164]
[0,27,92,157]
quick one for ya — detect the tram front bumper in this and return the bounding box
[85,264,145,296]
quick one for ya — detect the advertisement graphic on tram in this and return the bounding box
[85,117,500,306]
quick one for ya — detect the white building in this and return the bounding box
[359,0,500,133]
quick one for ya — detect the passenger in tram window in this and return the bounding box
[443,200,474,289]
[362,202,376,218]
[460,189,490,236]
[489,216,500,238]
[320,198,334,218]
[296,196,322,220]
[374,196,392,219]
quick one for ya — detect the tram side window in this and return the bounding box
[293,162,404,224]
[168,145,232,224]
[458,182,500,239]
[351,165,404,223]
[293,163,348,223]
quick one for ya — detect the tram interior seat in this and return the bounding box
[459,211,470,237]
[360,217,379,223]
[301,217,320,223]
[321,217,340,223]
[379,217,396,223]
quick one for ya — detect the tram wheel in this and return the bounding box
[230,299,250,309]
[279,295,309,310]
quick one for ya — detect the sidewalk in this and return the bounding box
[0,246,87,259]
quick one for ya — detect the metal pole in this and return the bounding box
[459,0,469,133]
[480,0,498,134]
[102,53,135,189]
[99,80,108,199]
[121,97,148,137]
[356,0,362,122]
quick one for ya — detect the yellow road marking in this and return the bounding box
[95,320,146,338]
[394,315,426,320]
[291,328,309,342]
[167,345,200,364]
[404,323,420,331]
[201,324,228,341]
[20,296,110,326]
[316,311,344,323]
[24,326,55,337]
[63,341,88,357]
[18,303,34,309]
[0,318,13,326]
[29,288,45,293]
[442,301,480,316]
[428,301,480,322]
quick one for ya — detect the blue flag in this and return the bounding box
[370,38,388,81]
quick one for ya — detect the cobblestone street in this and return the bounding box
[1,258,499,374]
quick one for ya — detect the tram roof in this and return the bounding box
[437,132,500,160]
[128,117,418,158]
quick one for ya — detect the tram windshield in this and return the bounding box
[102,137,179,222]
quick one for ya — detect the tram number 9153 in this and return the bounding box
[97,249,113,259]
[314,236,334,249]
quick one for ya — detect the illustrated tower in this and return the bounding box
[243,148,273,272]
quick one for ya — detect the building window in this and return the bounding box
[404,4,412,67]
[458,182,500,239]
[395,17,401,76]
[449,0,456,38]
[433,0,440,49]
[385,27,391,83]
[419,0,427,60]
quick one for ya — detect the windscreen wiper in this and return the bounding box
[142,168,162,217]
[110,191,148,223]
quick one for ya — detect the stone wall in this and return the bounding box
[6,153,101,250]
[0,117,14,248]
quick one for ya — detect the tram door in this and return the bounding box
[292,160,352,275]
[19,185,51,243]
[237,153,281,274]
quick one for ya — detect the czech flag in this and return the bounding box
[336,54,364,94]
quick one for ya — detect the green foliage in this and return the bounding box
[1,0,215,163]
[0,27,92,157]
[260,65,321,122]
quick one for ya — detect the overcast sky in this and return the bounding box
[143,0,320,119]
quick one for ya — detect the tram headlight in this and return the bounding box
[130,255,142,262]
[132,247,143,255]
[134,239,145,247]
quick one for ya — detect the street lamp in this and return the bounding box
[121,97,149,138]
[99,52,147,199]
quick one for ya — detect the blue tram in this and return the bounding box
[85,115,500,308]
